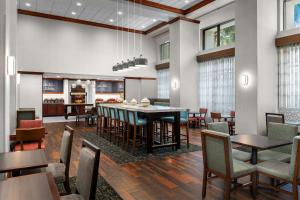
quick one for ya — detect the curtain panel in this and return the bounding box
[157,69,170,99]
[199,56,235,115]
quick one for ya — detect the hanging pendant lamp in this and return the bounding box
[128,58,135,69]
[135,54,148,67]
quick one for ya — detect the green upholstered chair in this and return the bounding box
[201,130,257,200]
[116,109,128,148]
[207,122,251,162]
[258,122,298,162]
[96,106,104,136]
[256,136,300,200]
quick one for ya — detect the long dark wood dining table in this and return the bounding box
[101,104,186,153]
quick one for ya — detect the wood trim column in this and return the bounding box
[197,48,235,62]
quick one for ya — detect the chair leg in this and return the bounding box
[202,170,208,198]
[132,126,137,153]
[186,124,189,148]
[224,179,231,200]
[293,182,299,200]
[250,172,257,198]
[64,177,71,194]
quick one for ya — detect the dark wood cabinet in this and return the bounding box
[43,104,65,117]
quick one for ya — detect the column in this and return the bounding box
[169,19,199,111]
[235,0,278,135]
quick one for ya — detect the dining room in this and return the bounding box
[1,0,300,200]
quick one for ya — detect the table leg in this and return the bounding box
[251,148,258,164]
[64,106,68,119]
[146,116,154,153]
[174,112,181,150]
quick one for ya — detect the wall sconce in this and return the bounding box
[76,79,81,85]
[171,79,180,90]
[7,56,16,76]
[71,83,76,88]
[240,74,250,88]
[86,80,91,85]
[17,73,20,85]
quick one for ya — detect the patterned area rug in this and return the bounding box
[79,132,202,164]
[57,176,122,200]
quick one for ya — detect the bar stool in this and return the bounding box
[102,106,111,140]
[126,110,147,152]
[117,108,128,148]
[96,105,104,136]
[109,107,118,143]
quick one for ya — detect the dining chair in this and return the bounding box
[258,122,297,162]
[265,113,285,134]
[75,106,89,127]
[211,112,222,122]
[256,135,300,200]
[102,106,111,140]
[198,108,208,127]
[60,140,100,200]
[19,119,43,128]
[201,130,257,200]
[14,127,46,151]
[126,110,147,152]
[46,125,74,193]
[207,122,251,162]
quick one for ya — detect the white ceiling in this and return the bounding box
[149,0,204,9]
[18,0,180,31]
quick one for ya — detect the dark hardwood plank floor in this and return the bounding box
[44,122,294,200]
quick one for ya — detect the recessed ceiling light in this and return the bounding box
[56,75,61,78]
[71,11,76,15]
[76,2,82,6]
[185,0,190,3]
[152,19,157,22]
[25,2,31,7]
[141,25,145,28]
[117,11,123,15]
[109,19,114,23]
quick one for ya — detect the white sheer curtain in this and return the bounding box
[157,69,170,99]
[279,44,300,109]
[199,57,235,115]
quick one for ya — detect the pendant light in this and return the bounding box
[135,54,148,67]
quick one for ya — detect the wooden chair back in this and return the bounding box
[290,136,300,182]
[201,130,232,179]
[199,108,208,117]
[16,127,45,151]
[76,140,100,200]
[211,112,222,122]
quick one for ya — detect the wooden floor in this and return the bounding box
[44,122,295,200]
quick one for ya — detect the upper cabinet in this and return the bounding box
[96,81,124,94]
[43,79,64,94]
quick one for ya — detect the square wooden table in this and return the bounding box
[231,135,292,164]
[0,173,60,200]
[0,149,48,173]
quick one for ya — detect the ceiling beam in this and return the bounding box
[127,0,184,15]
[184,0,215,15]
[18,9,146,34]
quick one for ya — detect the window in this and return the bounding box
[160,42,170,61]
[203,21,235,50]
[157,69,170,99]
[199,57,235,115]
[284,0,300,30]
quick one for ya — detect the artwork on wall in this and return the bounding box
[295,4,300,27]
[96,81,124,94]
[43,79,64,93]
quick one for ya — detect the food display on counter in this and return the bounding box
[43,98,64,104]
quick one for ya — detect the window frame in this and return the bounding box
[202,20,235,50]
[159,41,170,61]
[283,0,300,30]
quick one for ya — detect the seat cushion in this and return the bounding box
[256,160,290,181]
[232,149,251,162]
[232,159,256,178]
[46,163,66,183]
[258,150,291,162]
[14,141,45,151]
[60,194,84,200]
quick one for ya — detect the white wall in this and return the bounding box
[19,74,43,118]
[17,15,157,78]
[125,79,156,102]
